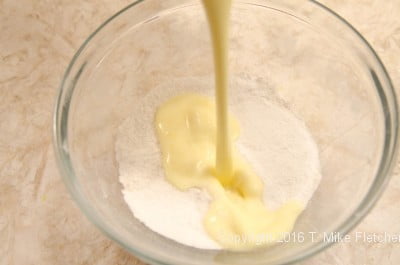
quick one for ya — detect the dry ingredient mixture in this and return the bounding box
[116,76,321,249]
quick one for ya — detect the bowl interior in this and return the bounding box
[55,0,397,264]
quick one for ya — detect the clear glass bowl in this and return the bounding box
[53,0,398,264]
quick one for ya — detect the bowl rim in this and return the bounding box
[53,0,399,264]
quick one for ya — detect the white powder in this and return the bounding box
[115,76,321,249]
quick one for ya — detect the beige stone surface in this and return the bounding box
[0,0,399,264]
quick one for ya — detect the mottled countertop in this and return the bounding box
[1,0,400,264]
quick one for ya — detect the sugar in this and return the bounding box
[115,76,321,249]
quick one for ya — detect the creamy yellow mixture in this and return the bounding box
[155,0,303,249]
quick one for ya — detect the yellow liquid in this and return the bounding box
[154,0,303,249]
[202,0,233,184]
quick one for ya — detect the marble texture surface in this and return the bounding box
[0,0,399,264]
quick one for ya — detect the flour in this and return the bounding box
[115,76,321,249]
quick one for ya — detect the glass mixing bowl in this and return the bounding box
[53,0,398,264]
